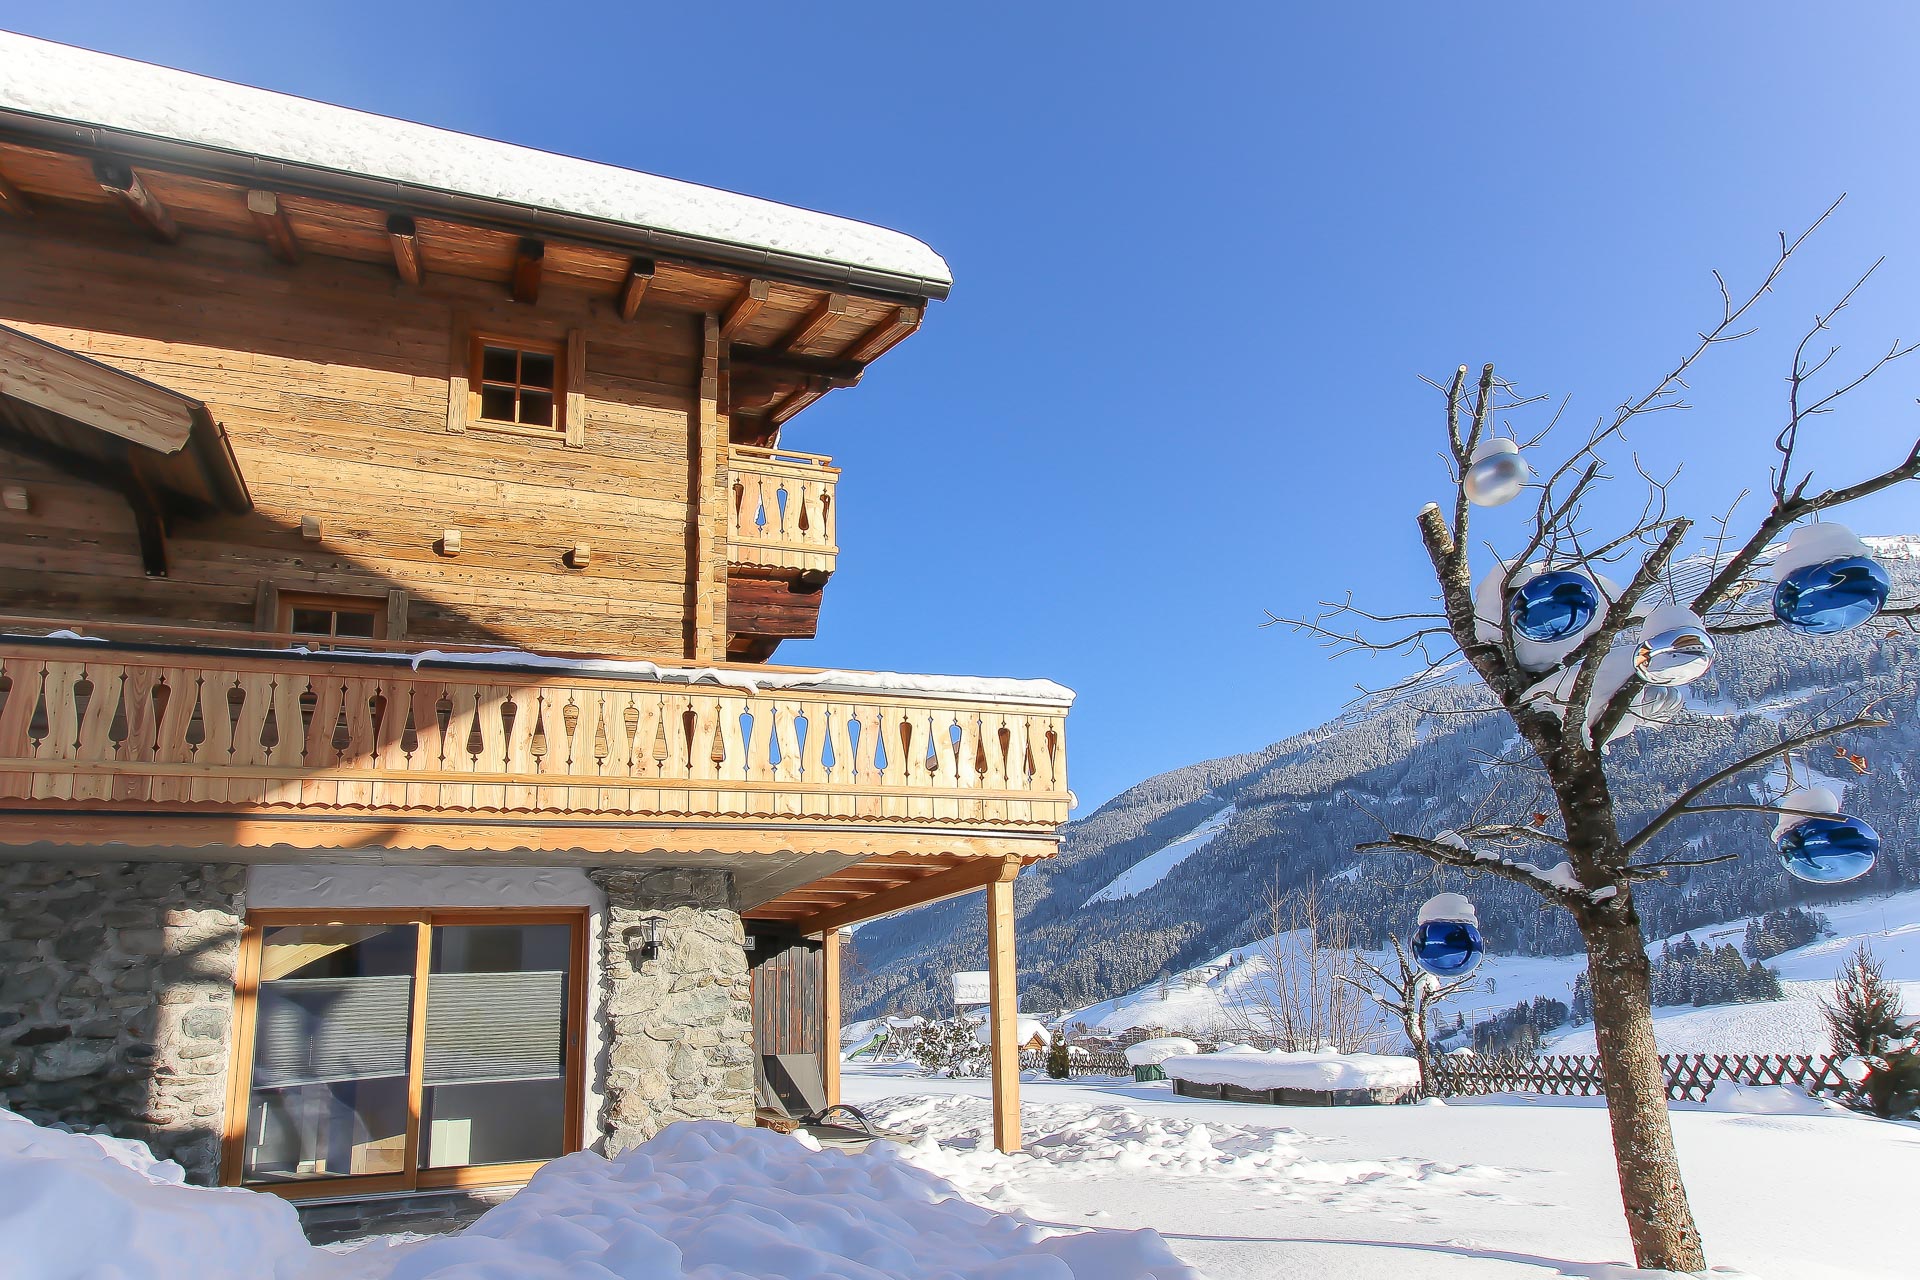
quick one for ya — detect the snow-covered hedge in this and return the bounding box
[1124,1037,1200,1068]
[1162,1049,1421,1092]
[0,1108,1198,1278]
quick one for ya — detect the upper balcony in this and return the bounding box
[727,446,839,578]
[0,623,1069,923]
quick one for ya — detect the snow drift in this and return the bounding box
[0,1110,1198,1279]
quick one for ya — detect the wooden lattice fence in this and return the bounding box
[1019,1048,1132,1077]
[1431,1050,1850,1102]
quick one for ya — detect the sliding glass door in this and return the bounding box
[226,910,586,1196]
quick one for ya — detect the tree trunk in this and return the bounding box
[1580,899,1706,1273]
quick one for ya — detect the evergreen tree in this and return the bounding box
[1045,1037,1071,1079]
[1822,944,1920,1120]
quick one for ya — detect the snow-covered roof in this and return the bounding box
[0,32,952,294]
[974,1017,1052,1046]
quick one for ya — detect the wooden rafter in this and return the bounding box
[720,279,771,339]
[787,856,1020,937]
[511,237,545,304]
[617,257,656,319]
[782,293,847,353]
[92,159,177,243]
[843,306,920,363]
[386,213,423,285]
[769,377,832,426]
[0,165,32,218]
[245,190,300,264]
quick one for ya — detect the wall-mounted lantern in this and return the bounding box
[629,916,665,963]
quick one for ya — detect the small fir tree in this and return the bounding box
[1046,1037,1071,1079]
[1823,944,1920,1120]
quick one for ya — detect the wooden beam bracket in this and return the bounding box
[0,165,33,218]
[720,279,771,340]
[617,257,657,319]
[789,856,1021,937]
[246,190,301,264]
[93,159,178,243]
[511,238,545,304]
[387,213,423,285]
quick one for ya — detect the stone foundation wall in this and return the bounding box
[588,867,753,1154]
[0,860,244,1184]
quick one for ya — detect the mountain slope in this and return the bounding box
[845,537,1920,1022]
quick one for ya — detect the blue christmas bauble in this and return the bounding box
[1777,814,1880,884]
[1772,556,1892,636]
[1508,570,1603,643]
[1412,918,1486,978]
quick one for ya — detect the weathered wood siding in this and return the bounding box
[748,927,822,1060]
[0,217,723,657]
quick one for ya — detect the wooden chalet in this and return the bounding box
[0,33,1069,1203]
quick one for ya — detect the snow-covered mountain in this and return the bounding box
[845,537,1920,1025]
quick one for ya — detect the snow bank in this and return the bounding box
[1124,1037,1200,1068]
[0,1109,1196,1279]
[0,1110,323,1279]
[0,33,951,288]
[1161,1049,1421,1092]
[375,1121,1197,1279]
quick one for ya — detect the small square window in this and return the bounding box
[471,336,567,434]
[280,595,387,645]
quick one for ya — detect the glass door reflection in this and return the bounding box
[243,922,417,1183]
[420,923,573,1170]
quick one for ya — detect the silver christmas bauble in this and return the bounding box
[1634,604,1714,687]
[1464,437,1529,507]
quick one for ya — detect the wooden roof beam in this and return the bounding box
[843,305,921,363]
[386,214,423,285]
[782,293,848,353]
[245,190,301,264]
[0,164,33,218]
[511,237,544,304]
[769,377,832,426]
[92,159,177,243]
[720,279,771,339]
[787,856,1021,937]
[617,257,656,319]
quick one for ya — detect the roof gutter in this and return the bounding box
[0,110,952,304]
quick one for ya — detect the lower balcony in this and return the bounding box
[0,625,1071,927]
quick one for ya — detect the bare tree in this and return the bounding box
[1227,879,1374,1052]
[1340,938,1474,1094]
[1272,200,1920,1272]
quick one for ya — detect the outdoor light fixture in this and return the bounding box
[630,916,665,962]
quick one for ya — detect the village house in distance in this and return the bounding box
[0,31,1070,1210]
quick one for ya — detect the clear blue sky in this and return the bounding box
[15,4,1920,811]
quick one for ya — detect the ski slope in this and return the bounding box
[1084,805,1236,906]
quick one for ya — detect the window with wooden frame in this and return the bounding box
[449,326,587,447]
[275,592,389,644]
[221,908,590,1198]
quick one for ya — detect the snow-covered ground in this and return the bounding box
[0,1106,1197,1279]
[844,1062,1916,1279]
[1064,887,1920,1057]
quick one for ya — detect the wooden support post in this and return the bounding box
[690,314,725,661]
[93,159,178,243]
[387,214,423,285]
[511,237,545,304]
[246,190,301,264]
[0,166,33,218]
[822,927,842,1108]
[617,257,656,319]
[986,861,1022,1154]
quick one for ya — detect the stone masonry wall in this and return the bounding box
[588,868,753,1154]
[0,860,244,1184]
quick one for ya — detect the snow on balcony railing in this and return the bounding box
[728,446,838,575]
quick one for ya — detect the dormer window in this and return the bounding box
[472,336,563,432]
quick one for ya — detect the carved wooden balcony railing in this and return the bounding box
[727,446,838,575]
[0,636,1068,837]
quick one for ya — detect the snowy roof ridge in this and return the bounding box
[0,31,952,292]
